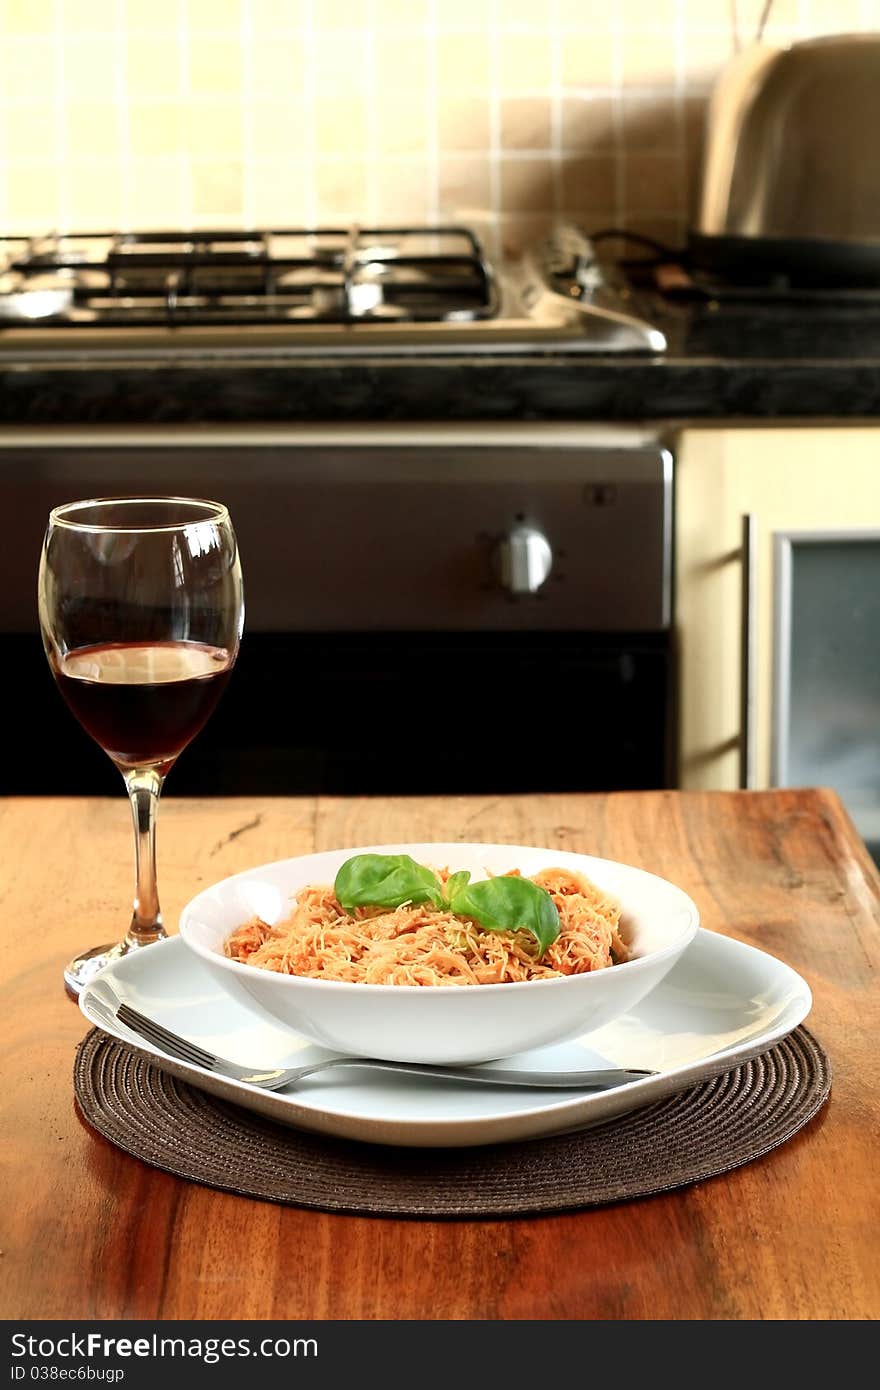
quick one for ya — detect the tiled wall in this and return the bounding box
[1,0,878,254]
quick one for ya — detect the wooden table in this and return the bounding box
[2,788,878,1321]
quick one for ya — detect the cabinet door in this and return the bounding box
[675,428,880,835]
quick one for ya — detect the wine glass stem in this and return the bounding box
[123,766,166,949]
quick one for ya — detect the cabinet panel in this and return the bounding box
[774,534,880,856]
[676,427,880,810]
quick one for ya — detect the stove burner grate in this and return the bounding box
[0,225,498,326]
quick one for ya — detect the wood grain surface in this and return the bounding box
[2,788,878,1321]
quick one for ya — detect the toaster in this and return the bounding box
[690,33,880,284]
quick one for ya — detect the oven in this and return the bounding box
[3,424,674,797]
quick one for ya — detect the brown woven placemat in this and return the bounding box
[73,1025,830,1218]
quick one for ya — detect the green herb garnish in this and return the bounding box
[333,853,560,957]
[445,875,560,956]
[334,853,444,912]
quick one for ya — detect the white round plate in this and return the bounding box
[79,928,812,1148]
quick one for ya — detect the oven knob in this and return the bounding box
[494,526,553,594]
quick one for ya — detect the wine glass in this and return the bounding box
[38,496,244,996]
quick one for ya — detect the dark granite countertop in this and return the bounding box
[2,289,880,425]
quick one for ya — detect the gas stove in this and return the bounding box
[0,223,666,357]
[629,252,880,360]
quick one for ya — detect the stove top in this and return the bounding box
[0,227,498,326]
[0,223,666,357]
[652,260,880,304]
[619,252,880,357]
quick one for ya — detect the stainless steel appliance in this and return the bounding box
[3,423,673,797]
[0,222,672,797]
[692,33,880,285]
[0,223,666,355]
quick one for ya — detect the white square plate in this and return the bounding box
[80,929,812,1148]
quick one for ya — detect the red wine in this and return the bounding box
[54,640,234,773]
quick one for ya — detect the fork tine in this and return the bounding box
[116,1006,205,1056]
[116,1004,215,1069]
[123,1016,213,1066]
[120,1018,212,1068]
[133,1029,209,1067]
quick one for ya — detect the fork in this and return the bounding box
[113,1002,656,1092]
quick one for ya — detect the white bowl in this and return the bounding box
[178,841,700,1064]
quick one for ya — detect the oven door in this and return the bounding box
[3,425,673,796]
[12,628,672,796]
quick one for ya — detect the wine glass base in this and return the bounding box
[64,934,167,998]
[63,941,130,998]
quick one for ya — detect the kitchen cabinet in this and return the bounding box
[675,425,880,853]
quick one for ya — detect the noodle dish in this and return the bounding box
[179,842,699,1064]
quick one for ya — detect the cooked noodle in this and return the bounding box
[224,866,629,986]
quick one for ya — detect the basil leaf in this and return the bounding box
[444,869,471,903]
[334,854,444,911]
[449,876,560,956]
[334,855,560,958]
